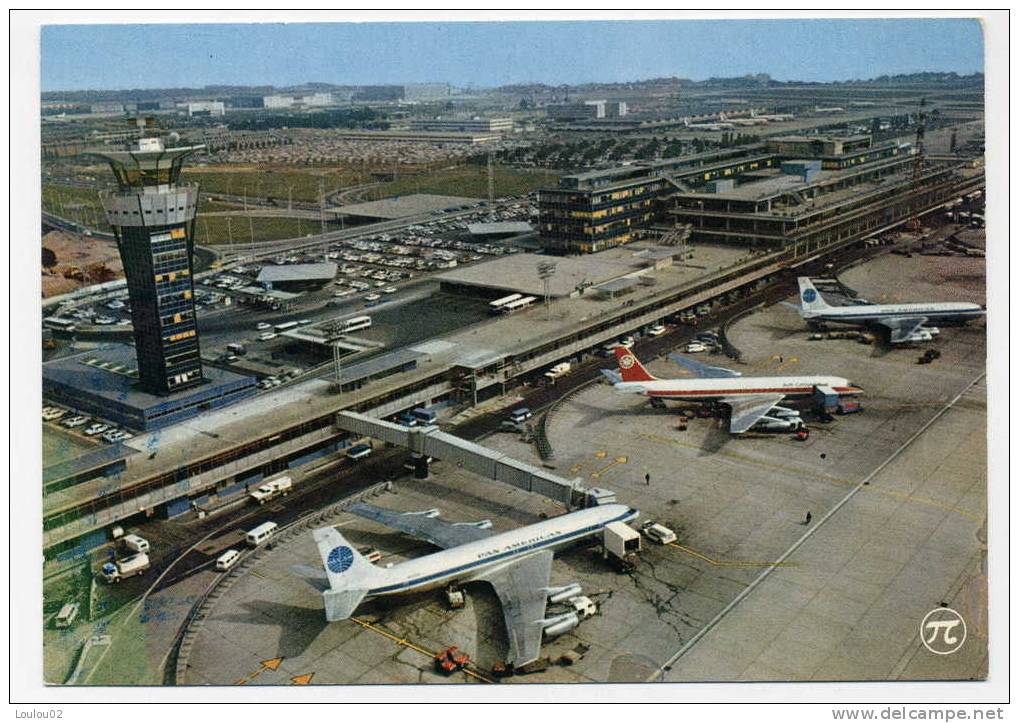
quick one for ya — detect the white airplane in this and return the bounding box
[725,111,770,126]
[792,277,985,344]
[602,347,861,433]
[682,115,735,131]
[300,501,638,668]
[750,109,795,122]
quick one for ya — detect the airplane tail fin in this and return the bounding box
[614,347,657,383]
[313,526,380,621]
[797,277,831,315]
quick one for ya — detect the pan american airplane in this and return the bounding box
[602,346,861,433]
[792,277,985,344]
[297,501,638,669]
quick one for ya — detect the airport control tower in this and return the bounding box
[91,136,206,395]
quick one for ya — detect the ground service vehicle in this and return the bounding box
[346,443,373,461]
[216,549,241,571]
[122,534,150,554]
[246,522,279,547]
[54,602,80,629]
[249,476,293,505]
[642,522,677,545]
[101,553,150,583]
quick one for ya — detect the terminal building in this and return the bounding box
[537,135,950,255]
[408,117,514,134]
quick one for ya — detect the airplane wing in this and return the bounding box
[721,394,787,433]
[349,502,494,549]
[668,353,742,379]
[873,316,928,343]
[475,550,553,668]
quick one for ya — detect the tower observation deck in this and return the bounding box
[90,136,206,395]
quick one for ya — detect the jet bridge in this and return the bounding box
[334,411,612,509]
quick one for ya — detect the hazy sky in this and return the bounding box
[41,18,984,92]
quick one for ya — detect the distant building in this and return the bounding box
[409,117,513,134]
[229,96,265,109]
[183,101,225,117]
[547,101,605,121]
[605,101,628,118]
[263,95,296,109]
[257,262,338,292]
[90,101,125,115]
[301,92,334,107]
[353,85,404,102]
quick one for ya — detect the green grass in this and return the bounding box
[377,165,557,199]
[42,184,111,233]
[194,215,313,246]
[183,167,368,203]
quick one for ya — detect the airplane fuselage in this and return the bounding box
[612,375,858,400]
[804,302,984,327]
[362,504,638,600]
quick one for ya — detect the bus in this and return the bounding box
[273,321,299,333]
[44,317,78,333]
[488,293,523,315]
[500,296,537,314]
[341,316,372,333]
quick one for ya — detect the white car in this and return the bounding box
[365,293,381,302]
[62,415,88,428]
[619,336,635,349]
[84,423,110,436]
[94,316,117,325]
[256,322,272,331]
[258,332,277,341]
[685,342,708,353]
[382,287,397,294]
[648,324,667,336]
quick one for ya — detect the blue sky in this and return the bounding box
[41,18,984,92]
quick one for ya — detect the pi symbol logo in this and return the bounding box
[619,355,635,370]
[920,607,967,655]
[801,288,818,303]
[327,546,355,574]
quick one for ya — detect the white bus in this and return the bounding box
[500,296,537,314]
[273,321,299,333]
[44,317,78,332]
[341,315,372,333]
[246,521,279,547]
[488,293,523,314]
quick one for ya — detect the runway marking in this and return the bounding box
[351,617,494,684]
[649,372,987,681]
[637,433,980,521]
[233,657,284,685]
[668,542,796,568]
[590,456,628,479]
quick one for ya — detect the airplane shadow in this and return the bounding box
[219,599,331,659]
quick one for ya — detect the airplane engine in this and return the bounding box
[545,583,583,604]
[541,612,580,638]
[753,415,804,432]
[768,405,801,419]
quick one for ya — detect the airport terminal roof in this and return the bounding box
[437,246,657,298]
[256,262,337,285]
[332,194,480,220]
[43,442,135,486]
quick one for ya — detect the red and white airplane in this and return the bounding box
[603,347,862,433]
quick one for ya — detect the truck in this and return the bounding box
[121,533,150,554]
[641,521,677,545]
[226,342,246,357]
[544,362,571,381]
[249,476,293,505]
[602,521,641,569]
[101,553,150,583]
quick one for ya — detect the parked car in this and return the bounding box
[84,423,110,436]
[256,322,272,331]
[62,415,88,428]
[685,342,708,353]
[647,324,667,336]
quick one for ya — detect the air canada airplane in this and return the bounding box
[793,277,985,344]
[298,501,638,669]
[602,347,861,433]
